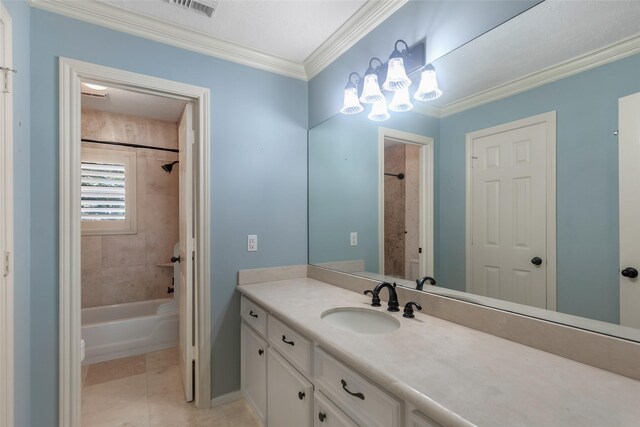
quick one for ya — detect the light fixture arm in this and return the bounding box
[346,72,362,89]
[390,39,410,59]
[365,57,384,76]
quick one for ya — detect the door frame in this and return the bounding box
[0,5,14,427]
[465,111,557,310]
[378,127,434,278]
[59,57,212,426]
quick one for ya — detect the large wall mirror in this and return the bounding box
[308,1,640,342]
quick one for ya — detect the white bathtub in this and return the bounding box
[81,298,178,365]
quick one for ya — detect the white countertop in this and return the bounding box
[238,278,640,427]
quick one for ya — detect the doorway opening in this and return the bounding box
[59,58,211,427]
[378,128,434,281]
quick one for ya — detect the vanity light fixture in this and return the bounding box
[368,98,391,121]
[389,86,413,112]
[359,58,385,104]
[339,38,441,122]
[414,64,443,101]
[82,82,109,91]
[382,40,412,91]
[340,72,364,115]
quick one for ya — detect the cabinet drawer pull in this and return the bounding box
[282,335,295,346]
[318,412,327,422]
[258,349,264,356]
[341,379,365,400]
[249,310,258,318]
[298,391,305,400]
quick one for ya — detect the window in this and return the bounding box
[81,146,137,235]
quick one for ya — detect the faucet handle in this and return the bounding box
[403,301,422,318]
[364,289,381,307]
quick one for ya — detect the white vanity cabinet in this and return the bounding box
[267,347,314,427]
[241,294,444,427]
[240,322,268,424]
[314,391,358,427]
[405,403,443,427]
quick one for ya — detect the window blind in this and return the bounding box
[81,162,127,221]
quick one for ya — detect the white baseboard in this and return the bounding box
[210,390,243,408]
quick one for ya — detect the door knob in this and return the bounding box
[171,256,181,263]
[531,257,543,266]
[621,267,638,278]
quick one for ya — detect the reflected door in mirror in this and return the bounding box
[468,113,555,309]
[619,92,640,328]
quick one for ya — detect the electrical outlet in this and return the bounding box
[350,232,358,246]
[248,235,258,252]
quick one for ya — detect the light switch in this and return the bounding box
[248,235,257,252]
[350,232,358,246]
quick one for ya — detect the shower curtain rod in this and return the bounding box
[384,172,405,180]
[81,138,179,153]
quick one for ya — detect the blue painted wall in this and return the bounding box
[309,111,439,271]
[4,1,31,426]
[29,8,307,425]
[438,53,640,323]
[308,0,540,127]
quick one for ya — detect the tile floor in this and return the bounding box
[81,348,260,427]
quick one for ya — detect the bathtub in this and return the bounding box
[81,298,178,365]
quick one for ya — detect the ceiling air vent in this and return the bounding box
[168,0,216,18]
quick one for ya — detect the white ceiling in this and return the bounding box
[427,0,640,111]
[47,0,640,119]
[102,0,367,62]
[81,83,187,121]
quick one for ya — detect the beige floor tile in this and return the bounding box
[82,347,259,427]
[82,373,149,427]
[81,365,90,388]
[84,354,147,386]
[146,348,179,373]
[82,373,148,412]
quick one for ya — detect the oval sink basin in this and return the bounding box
[321,307,400,334]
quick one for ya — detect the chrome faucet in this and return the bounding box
[373,282,400,312]
[416,276,436,291]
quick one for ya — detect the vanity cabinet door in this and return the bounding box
[241,322,267,424]
[314,391,358,427]
[268,348,313,427]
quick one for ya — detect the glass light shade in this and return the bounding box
[382,57,411,91]
[340,87,364,115]
[414,66,443,101]
[388,86,413,112]
[368,99,390,122]
[359,73,385,104]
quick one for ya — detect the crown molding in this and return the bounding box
[439,33,640,118]
[29,0,308,80]
[303,0,409,80]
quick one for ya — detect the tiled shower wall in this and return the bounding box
[81,109,179,308]
[384,144,406,277]
[384,143,420,280]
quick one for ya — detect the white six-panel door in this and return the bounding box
[178,103,195,401]
[619,92,640,328]
[467,113,556,309]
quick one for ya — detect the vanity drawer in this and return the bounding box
[314,347,401,427]
[241,296,268,337]
[268,315,312,375]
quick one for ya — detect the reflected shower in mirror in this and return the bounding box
[308,0,640,341]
